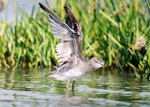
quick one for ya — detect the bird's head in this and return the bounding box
[90,57,104,69]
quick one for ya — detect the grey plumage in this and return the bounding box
[39,3,104,88]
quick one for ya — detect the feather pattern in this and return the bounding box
[39,3,82,65]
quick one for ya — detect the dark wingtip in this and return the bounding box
[39,2,42,5]
[38,2,52,15]
[64,4,79,26]
[39,2,47,11]
[64,4,71,13]
[64,4,69,9]
[39,2,43,8]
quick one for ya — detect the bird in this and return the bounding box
[39,3,104,90]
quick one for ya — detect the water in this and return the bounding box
[0,68,150,107]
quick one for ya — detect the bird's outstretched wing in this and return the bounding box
[39,3,80,65]
[64,5,81,33]
[64,5,84,60]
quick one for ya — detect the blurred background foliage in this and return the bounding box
[0,0,149,78]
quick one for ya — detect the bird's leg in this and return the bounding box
[66,81,69,90]
[72,81,75,96]
[72,81,75,91]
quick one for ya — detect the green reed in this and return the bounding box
[0,0,149,77]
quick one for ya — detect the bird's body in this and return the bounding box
[49,58,103,81]
[39,3,104,89]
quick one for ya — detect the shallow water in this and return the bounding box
[0,68,150,107]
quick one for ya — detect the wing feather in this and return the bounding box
[39,3,78,65]
[56,42,72,65]
[64,5,85,60]
[48,18,70,39]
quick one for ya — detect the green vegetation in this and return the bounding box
[0,0,149,78]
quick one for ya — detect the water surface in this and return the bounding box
[0,68,150,107]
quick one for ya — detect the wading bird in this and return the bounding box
[39,3,104,90]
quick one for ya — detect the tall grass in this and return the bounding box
[0,6,57,69]
[0,0,149,77]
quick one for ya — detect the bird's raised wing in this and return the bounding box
[39,3,79,65]
[64,5,81,33]
[64,5,84,60]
